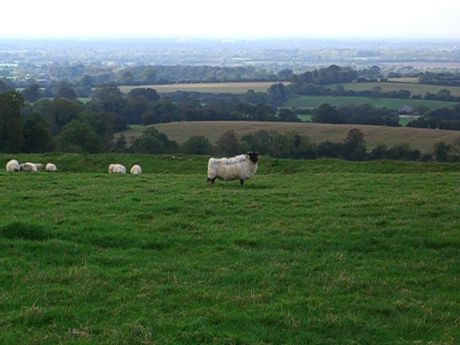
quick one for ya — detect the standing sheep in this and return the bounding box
[130,164,142,175]
[108,164,126,174]
[207,152,259,186]
[46,163,58,172]
[6,159,20,172]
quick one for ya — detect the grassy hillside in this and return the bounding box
[285,95,457,110]
[118,121,460,153]
[1,156,459,344]
[338,82,460,97]
[118,82,284,94]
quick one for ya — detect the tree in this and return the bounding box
[113,134,127,152]
[433,142,451,162]
[130,127,178,153]
[278,108,299,122]
[128,88,160,102]
[56,120,103,153]
[343,128,367,160]
[215,130,241,156]
[182,136,214,155]
[22,84,42,102]
[23,114,54,152]
[312,103,341,124]
[0,91,24,153]
[56,84,78,100]
[92,84,126,114]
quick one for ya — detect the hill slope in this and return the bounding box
[118,121,460,153]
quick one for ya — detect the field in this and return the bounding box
[338,82,460,98]
[285,95,457,110]
[1,154,459,344]
[118,82,286,94]
[118,121,460,153]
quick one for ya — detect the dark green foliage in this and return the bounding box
[22,84,42,102]
[56,120,103,153]
[22,114,54,153]
[215,130,241,156]
[131,127,178,153]
[433,142,452,162]
[182,135,215,155]
[0,91,24,153]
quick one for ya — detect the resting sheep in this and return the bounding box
[6,159,20,172]
[46,163,58,172]
[108,163,126,174]
[19,162,38,172]
[207,152,259,186]
[130,164,142,175]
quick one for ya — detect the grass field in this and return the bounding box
[338,82,460,98]
[118,82,286,94]
[285,95,457,110]
[118,121,460,153]
[1,154,459,344]
[387,77,420,83]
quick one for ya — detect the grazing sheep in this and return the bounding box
[130,164,142,175]
[108,163,126,174]
[6,159,20,172]
[207,152,259,186]
[19,162,38,172]
[46,163,58,172]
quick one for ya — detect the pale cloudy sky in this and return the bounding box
[1,0,459,39]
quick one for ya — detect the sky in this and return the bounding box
[1,0,459,40]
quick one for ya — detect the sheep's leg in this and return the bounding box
[208,177,216,185]
[240,179,244,187]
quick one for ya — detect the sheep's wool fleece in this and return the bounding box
[130,165,142,175]
[108,164,126,174]
[20,163,38,172]
[6,159,20,172]
[208,154,258,180]
[46,163,57,172]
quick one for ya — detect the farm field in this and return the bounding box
[118,121,460,153]
[118,82,286,94]
[0,155,459,344]
[338,82,460,97]
[285,95,457,110]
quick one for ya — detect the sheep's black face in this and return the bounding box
[247,152,259,163]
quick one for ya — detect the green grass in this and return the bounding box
[297,114,312,122]
[1,155,459,344]
[285,95,457,110]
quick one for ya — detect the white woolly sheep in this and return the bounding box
[130,164,142,175]
[19,162,38,172]
[108,163,126,174]
[207,152,259,186]
[46,163,58,172]
[6,159,20,172]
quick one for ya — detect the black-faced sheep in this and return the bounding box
[207,152,259,186]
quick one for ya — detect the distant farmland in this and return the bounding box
[118,82,284,94]
[339,82,460,97]
[285,95,457,110]
[118,121,460,153]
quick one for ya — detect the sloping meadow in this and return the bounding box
[1,155,459,344]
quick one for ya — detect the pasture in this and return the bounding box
[118,82,286,94]
[1,155,459,344]
[118,121,460,153]
[338,82,460,98]
[285,95,457,110]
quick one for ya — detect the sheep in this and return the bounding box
[130,164,142,175]
[207,152,259,186]
[108,163,126,174]
[19,162,38,172]
[6,159,20,172]
[46,163,58,172]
